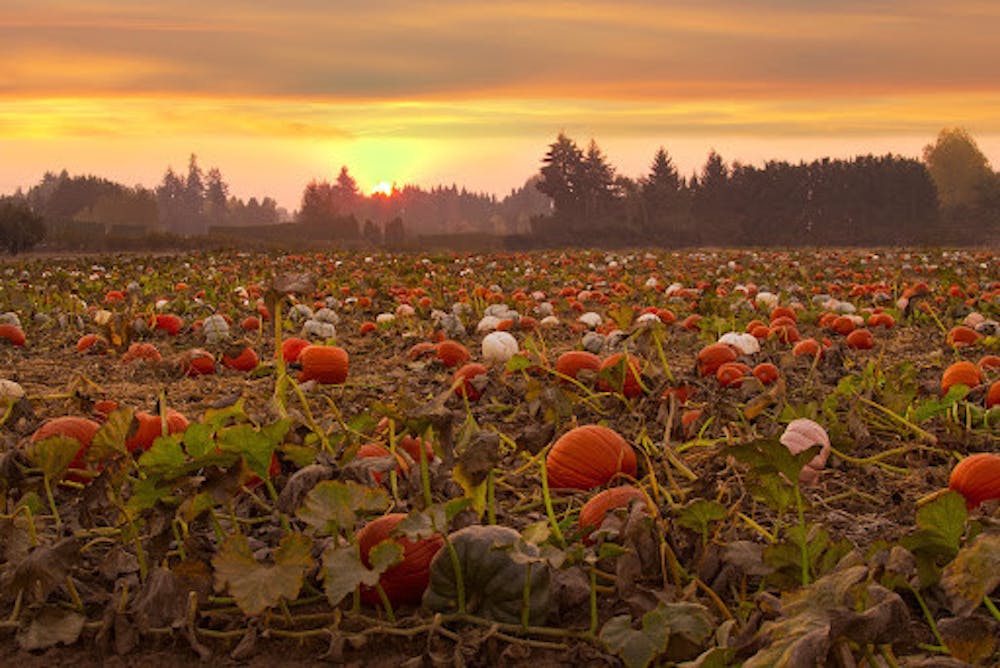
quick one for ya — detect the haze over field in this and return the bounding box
[2,0,999,207]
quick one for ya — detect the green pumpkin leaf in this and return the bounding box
[216,423,276,478]
[26,436,81,480]
[202,398,248,429]
[212,533,313,616]
[397,504,448,540]
[183,422,215,459]
[138,434,186,477]
[600,606,671,668]
[676,499,728,544]
[296,480,389,536]
[505,353,532,374]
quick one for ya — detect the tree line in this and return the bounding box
[1,128,997,253]
[533,128,1000,246]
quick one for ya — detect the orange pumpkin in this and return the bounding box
[986,380,1000,408]
[546,425,637,490]
[0,324,26,347]
[31,416,101,482]
[716,361,751,387]
[407,341,438,360]
[554,350,602,381]
[281,337,311,363]
[222,346,259,372]
[398,436,435,463]
[949,453,1000,509]
[978,355,1000,373]
[453,363,488,400]
[940,361,983,396]
[122,342,161,364]
[359,321,377,335]
[126,409,190,452]
[768,323,800,344]
[830,316,856,336]
[752,362,780,385]
[153,313,184,336]
[76,333,108,354]
[578,485,647,542]
[298,345,349,384]
[180,349,215,376]
[845,329,875,350]
[867,312,896,329]
[357,443,409,484]
[696,343,737,377]
[681,314,702,331]
[240,316,260,332]
[597,353,645,397]
[770,306,797,323]
[435,340,471,368]
[792,338,822,358]
[356,513,444,606]
[946,326,982,347]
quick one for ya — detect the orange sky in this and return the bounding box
[3,0,999,208]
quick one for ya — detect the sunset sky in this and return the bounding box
[3,0,999,209]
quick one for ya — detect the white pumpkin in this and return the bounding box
[577,312,602,329]
[481,331,519,366]
[719,331,760,356]
[202,314,230,345]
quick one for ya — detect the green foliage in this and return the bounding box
[900,491,968,587]
[0,198,45,254]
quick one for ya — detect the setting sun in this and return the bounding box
[370,181,394,197]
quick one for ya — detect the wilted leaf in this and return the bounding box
[202,398,248,429]
[2,537,80,602]
[940,532,1000,616]
[212,533,313,616]
[937,616,998,664]
[89,407,133,460]
[320,542,403,606]
[25,435,80,480]
[396,504,449,540]
[296,480,389,536]
[16,607,85,651]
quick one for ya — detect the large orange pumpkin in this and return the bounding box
[298,345,349,384]
[940,361,983,396]
[949,453,1000,509]
[946,326,982,347]
[845,329,875,350]
[578,485,647,542]
[30,416,101,482]
[546,425,637,490]
[356,513,444,606]
[435,340,471,368]
[697,343,737,377]
[554,350,602,381]
[126,409,189,453]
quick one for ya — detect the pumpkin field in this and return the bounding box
[1,247,999,667]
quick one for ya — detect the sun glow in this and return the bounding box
[370,181,394,196]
